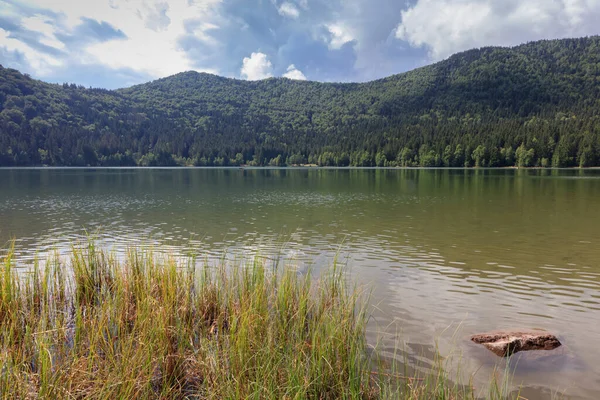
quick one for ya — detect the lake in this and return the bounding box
[1,168,600,399]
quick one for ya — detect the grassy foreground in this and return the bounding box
[1,243,509,399]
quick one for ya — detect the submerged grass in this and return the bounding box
[0,242,515,399]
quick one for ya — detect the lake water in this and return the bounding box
[1,168,600,399]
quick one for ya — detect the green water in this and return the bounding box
[1,168,600,399]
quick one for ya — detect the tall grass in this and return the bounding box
[0,242,515,399]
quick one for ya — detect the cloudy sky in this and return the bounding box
[1,0,600,89]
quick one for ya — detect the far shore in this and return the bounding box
[1,165,600,170]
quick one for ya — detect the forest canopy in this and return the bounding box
[1,36,600,167]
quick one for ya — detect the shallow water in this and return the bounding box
[1,167,599,399]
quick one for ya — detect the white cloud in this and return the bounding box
[141,1,171,32]
[278,2,300,18]
[9,0,222,78]
[189,21,220,46]
[21,15,65,50]
[240,52,273,80]
[326,23,354,49]
[85,36,193,78]
[0,28,63,75]
[6,0,600,87]
[396,0,600,61]
[282,64,307,80]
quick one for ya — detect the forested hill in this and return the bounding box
[1,36,600,167]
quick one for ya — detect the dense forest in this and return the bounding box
[1,36,600,167]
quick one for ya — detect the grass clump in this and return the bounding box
[0,243,374,399]
[0,242,518,399]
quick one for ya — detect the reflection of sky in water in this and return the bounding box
[1,168,600,400]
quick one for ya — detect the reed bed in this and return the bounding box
[0,242,513,399]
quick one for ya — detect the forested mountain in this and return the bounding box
[1,36,600,167]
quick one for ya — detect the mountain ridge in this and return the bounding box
[1,36,599,167]
[18,34,599,90]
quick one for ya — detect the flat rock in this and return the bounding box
[471,330,561,357]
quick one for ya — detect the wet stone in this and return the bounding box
[471,330,562,357]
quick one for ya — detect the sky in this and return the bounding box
[1,0,600,89]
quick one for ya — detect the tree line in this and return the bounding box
[1,36,599,167]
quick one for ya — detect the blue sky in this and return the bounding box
[1,0,600,89]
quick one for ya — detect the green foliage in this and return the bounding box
[515,143,535,167]
[472,145,487,167]
[1,36,600,167]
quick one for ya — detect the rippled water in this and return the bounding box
[1,168,600,399]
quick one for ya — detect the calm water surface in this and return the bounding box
[1,168,600,399]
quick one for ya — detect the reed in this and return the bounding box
[0,243,515,399]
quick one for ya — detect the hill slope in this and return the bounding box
[1,36,600,167]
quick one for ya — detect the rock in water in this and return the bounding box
[471,330,561,357]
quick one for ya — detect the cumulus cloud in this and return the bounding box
[241,52,273,80]
[396,0,600,61]
[0,27,63,74]
[20,15,65,50]
[141,1,171,32]
[3,0,600,89]
[282,64,307,80]
[66,18,127,44]
[278,2,301,18]
[81,0,221,77]
[325,23,354,49]
[0,0,222,83]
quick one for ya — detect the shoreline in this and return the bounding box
[1,165,600,170]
